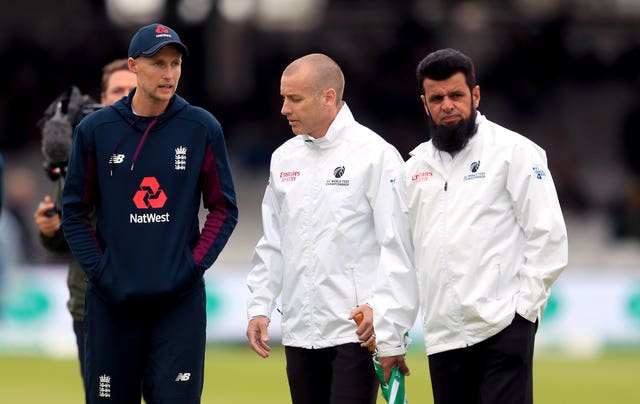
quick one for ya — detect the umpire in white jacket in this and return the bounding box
[374,48,568,404]
[246,53,413,404]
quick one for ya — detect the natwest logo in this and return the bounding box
[156,24,170,35]
[133,177,167,209]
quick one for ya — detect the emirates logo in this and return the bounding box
[133,177,167,209]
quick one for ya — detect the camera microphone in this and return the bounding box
[41,100,74,166]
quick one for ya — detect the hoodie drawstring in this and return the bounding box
[109,117,141,176]
[130,117,158,171]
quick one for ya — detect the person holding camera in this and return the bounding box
[32,58,136,385]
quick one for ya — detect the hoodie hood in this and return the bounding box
[112,88,189,130]
[108,88,190,173]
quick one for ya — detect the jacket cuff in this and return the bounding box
[247,308,271,321]
[377,345,407,357]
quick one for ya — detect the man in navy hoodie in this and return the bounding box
[62,23,238,403]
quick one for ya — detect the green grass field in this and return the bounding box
[0,345,638,403]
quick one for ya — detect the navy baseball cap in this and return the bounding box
[128,23,189,59]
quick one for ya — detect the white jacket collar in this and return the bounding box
[409,111,486,159]
[301,102,354,148]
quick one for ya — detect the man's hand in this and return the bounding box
[349,305,376,350]
[34,195,60,237]
[246,316,271,358]
[379,355,410,384]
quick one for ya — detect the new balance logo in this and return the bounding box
[109,154,125,164]
[175,372,191,382]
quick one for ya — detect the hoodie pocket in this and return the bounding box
[174,247,204,296]
[92,249,111,283]
[91,249,126,305]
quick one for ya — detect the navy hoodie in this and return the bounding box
[62,90,238,306]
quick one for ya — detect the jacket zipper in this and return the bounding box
[351,267,359,306]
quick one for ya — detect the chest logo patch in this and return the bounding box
[280,171,300,182]
[532,164,547,180]
[411,171,433,182]
[464,160,486,181]
[109,154,125,164]
[133,177,167,209]
[326,166,349,187]
[175,146,187,170]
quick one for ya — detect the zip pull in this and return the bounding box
[444,181,448,191]
[351,267,359,306]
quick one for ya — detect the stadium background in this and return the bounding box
[0,0,639,401]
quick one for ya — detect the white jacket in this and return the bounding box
[373,112,568,356]
[247,104,413,349]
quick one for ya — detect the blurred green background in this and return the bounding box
[1,345,639,404]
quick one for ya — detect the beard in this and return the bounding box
[428,109,478,155]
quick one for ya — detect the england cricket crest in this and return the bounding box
[175,146,187,170]
[99,374,111,398]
